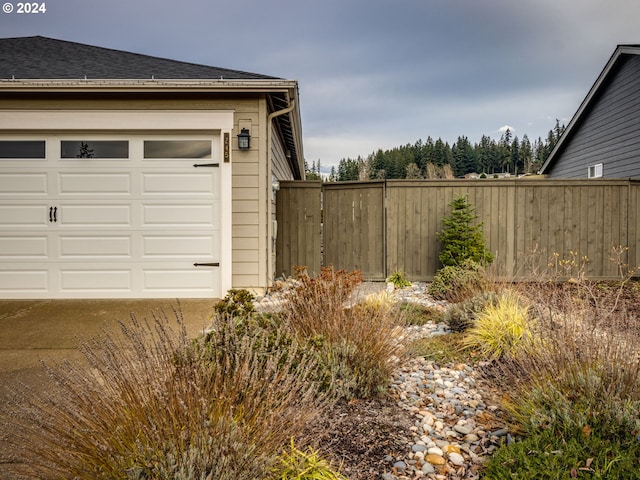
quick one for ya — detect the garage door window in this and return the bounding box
[0,140,46,158]
[144,140,211,159]
[61,141,129,159]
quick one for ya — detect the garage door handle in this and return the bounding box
[49,206,57,222]
[193,262,220,267]
[193,163,219,168]
[49,207,53,222]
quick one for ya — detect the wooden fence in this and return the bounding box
[276,179,640,281]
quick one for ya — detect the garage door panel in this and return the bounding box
[60,205,131,226]
[143,267,217,291]
[0,236,48,258]
[0,173,48,195]
[142,172,216,195]
[0,268,49,293]
[142,204,215,226]
[59,173,131,195]
[0,205,47,226]
[60,268,132,291]
[143,235,217,258]
[59,236,131,258]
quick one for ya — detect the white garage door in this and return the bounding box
[0,133,225,299]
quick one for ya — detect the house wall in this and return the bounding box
[548,55,640,178]
[0,93,286,294]
[269,121,295,280]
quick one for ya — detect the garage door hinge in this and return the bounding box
[193,163,220,168]
[193,262,220,267]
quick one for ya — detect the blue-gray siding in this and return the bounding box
[548,55,640,178]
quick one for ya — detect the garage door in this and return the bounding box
[0,133,225,299]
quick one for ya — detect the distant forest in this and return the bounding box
[306,120,565,181]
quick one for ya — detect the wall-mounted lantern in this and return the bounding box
[237,128,251,150]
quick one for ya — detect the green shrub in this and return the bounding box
[386,271,411,288]
[436,195,494,267]
[444,291,499,332]
[463,289,534,360]
[400,302,445,325]
[483,428,640,479]
[271,439,347,480]
[428,259,485,302]
[214,288,255,318]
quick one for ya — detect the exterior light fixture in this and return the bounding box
[237,128,251,150]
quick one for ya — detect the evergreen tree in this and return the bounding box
[498,129,512,173]
[437,195,494,267]
[451,136,476,177]
[510,136,521,176]
[337,158,359,181]
[520,135,533,174]
[305,159,322,180]
[329,165,337,182]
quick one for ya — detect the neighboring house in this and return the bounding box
[539,44,640,179]
[0,36,304,299]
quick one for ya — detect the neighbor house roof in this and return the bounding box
[0,35,277,80]
[0,36,304,177]
[539,44,640,174]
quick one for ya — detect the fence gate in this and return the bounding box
[323,181,386,280]
[275,181,322,278]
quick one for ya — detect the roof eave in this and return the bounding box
[0,78,299,94]
[539,45,640,174]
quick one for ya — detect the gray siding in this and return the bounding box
[549,55,640,178]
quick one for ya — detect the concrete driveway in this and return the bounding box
[0,298,216,399]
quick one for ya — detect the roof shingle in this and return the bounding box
[0,36,278,80]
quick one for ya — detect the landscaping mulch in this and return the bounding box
[306,396,414,480]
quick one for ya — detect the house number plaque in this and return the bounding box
[224,132,230,162]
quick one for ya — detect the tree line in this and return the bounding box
[305,120,565,181]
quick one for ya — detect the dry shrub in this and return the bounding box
[2,309,322,480]
[284,266,363,337]
[280,267,405,399]
[501,279,640,438]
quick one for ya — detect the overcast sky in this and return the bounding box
[2,0,639,170]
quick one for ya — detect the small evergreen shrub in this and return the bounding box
[428,259,485,302]
[436,195,493,267]
[386,271,411,288]
[444,291,499,332]
[214,288,255,318]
